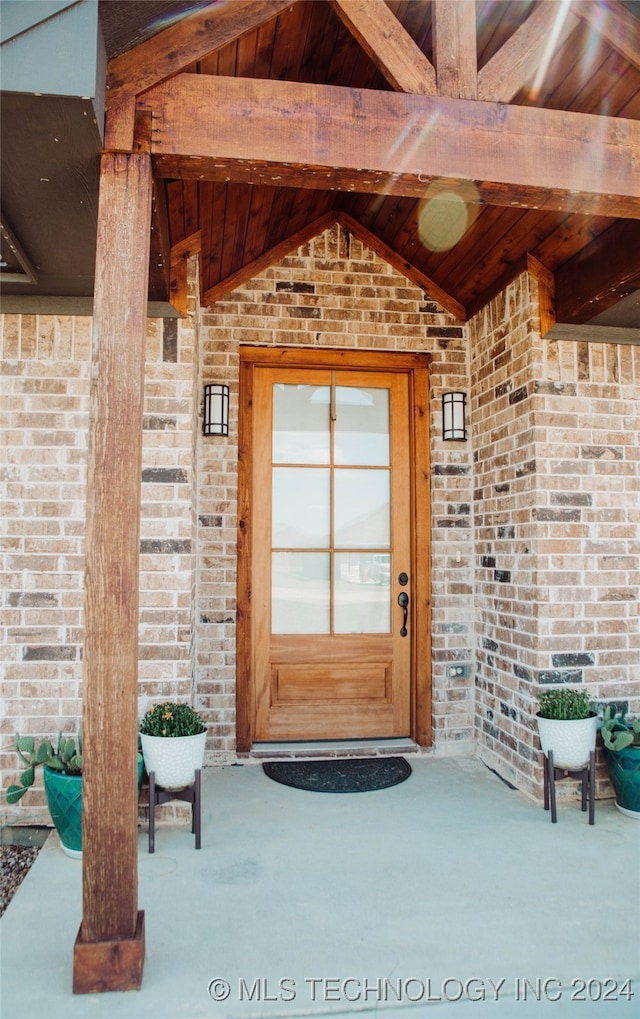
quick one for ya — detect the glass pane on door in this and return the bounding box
[334,552,391,633]
[272,467,330,548]
[334,387,390,465]
[334,469,390,548]
[273,384,330,464]
[270,380,393,635]
[272,552,330,634]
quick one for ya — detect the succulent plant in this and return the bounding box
[600,706,640,752]
[5,732,82,804]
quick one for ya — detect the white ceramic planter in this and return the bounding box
[537,714,598,769]
[140,731,206,789]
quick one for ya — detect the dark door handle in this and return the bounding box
[398,591,409,637]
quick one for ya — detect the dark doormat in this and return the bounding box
[262,757,411,793]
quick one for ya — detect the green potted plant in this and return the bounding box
[139,702,207,790]
[536,687,598,769]
[600,706,640,818]
[5,732,144,858]
[7,733,84,858]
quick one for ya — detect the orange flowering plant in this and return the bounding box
[139,702,206,738]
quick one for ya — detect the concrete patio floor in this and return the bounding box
[1,755,639,1019]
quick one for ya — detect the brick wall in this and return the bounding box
[137,309,197,711]
[2,315,91,821]
[471,271,640,797]
[196,223,475,759]
[1,311,197,822]
[3,224,637,822]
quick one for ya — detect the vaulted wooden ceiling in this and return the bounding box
[4,1,640,332]
[109,0,640,332]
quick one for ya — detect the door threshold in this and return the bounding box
[247,738,420,761]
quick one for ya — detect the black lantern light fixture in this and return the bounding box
[203,383,230,436]
[442,391,467,441]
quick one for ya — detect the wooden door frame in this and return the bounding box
[236,345,432,751]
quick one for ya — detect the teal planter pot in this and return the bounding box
[43,755,146,858]
[138,751,144,793]
[604,745,640,818]
[43,766,82,858]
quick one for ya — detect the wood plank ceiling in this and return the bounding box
[3,1,637,327]
[124,0,639,328]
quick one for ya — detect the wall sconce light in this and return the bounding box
[203,383,229,436]
[442,391,467,441]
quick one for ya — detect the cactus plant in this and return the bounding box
[600,706,640,818]
[139,702,206,738]
[5,732,82,805]
[600,706,640,752]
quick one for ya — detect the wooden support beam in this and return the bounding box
[337,212,465,320]
[329,0,437,94]
[555,219,640,323]
[432,0,477,99]
[73,152,152,994]
[573,1,640,72]
[104,98,137,153]
[478,3,580,102]
[106,0,298,110]
[143,75,640,220]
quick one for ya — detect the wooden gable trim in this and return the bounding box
[466,242,640,336]
[526,254,556,337]
[573,1,640,72]
[477,4,580,103]
[464,251,555,325]
[202,208,465,318]
[170,231,201,318]
[202,211,339,306]
[329,0,437,94]
[143,74,640,220]
[149,175,172,305]
[337,212,465,320]
[432,0,477,99]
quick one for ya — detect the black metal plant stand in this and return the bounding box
[147,769,202,852]
[543,750,595,825]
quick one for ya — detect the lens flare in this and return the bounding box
[418,182,480,253]
[529,0,573,101]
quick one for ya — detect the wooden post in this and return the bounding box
[527,254,556,338]
[73,152,152,994]
[433,0,478,99]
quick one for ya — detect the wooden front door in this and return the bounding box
[237,348,431,748]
